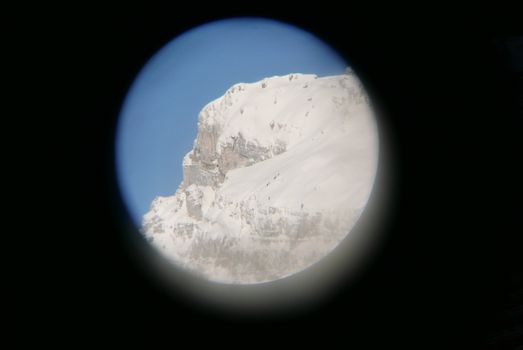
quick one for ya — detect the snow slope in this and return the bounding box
[142,72,378,284]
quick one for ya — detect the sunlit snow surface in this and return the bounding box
[142,72,379,284]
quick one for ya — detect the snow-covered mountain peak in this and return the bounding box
[142,71,378,284]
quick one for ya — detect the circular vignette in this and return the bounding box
[113,17,394,313]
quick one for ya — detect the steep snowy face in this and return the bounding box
[142,72,378,284]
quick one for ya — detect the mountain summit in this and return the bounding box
[142,72,378,283]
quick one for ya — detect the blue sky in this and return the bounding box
[116,17,348,227]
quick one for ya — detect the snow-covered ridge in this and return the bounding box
[142,71,378,284]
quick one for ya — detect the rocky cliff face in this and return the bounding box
[142,72,378,284]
